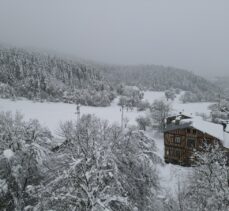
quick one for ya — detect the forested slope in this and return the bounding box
[0,47,221,104]
[0,47,115,106]
[99,64,220,102]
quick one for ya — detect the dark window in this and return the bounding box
[187,139,196,148]
[193,129,197,135]
[187,128,191,133]
[175,136,181,144]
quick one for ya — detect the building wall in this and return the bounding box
[164,127,221,166]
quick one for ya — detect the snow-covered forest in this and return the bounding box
[0,47,115,106]
[99,64,221,102]
[0,47,222,105]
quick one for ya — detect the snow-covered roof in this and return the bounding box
[181,117,224,141]
[168,112,194,119]
[223,133,229,148]
[166,115,229,148]
[181,117,229,149]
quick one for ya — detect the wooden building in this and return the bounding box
[164,113,229,166]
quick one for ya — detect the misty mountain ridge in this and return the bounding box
[99,64,221,102]
[0,46,221,105]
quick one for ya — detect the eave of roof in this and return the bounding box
[165,118,224,141]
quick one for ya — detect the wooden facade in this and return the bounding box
[164,127,222,166]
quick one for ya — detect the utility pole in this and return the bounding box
[37,76,41,100]
[120,104,124,130]
[76,103,81,123]
[218,88,222,111]
[218,94,221,110]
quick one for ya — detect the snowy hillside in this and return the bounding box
[0,47,222,106]
[99,64,221,102]
[0,47,115,106]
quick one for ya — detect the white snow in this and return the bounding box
[3,149,14,159]
[223,132,229,148]
[174,102,213,117]
[225,124,229,133]
[177,116,229,149]
[0,92,214,135]
[0,98,139,134]
[181,117,224,141]
[144,90,213,116]
[142,91,165,103]
[0,91,216,199]
[146,131,191,196]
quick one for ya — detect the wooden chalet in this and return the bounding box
[164,113,229,166]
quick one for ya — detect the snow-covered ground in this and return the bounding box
[144,90,213,117]
[142,91,165,103]
[0,91,213,134]
[0,91,214,197]
[0,97,140,134]
[145,131,192,197]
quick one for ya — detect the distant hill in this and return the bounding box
[98,64,220,102]
[0,47,221,105]
[0,47,115,106]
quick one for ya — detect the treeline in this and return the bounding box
[0,46,222,105]
[0,47,115,106]
[99,64,220,102]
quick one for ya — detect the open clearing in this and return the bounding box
[0,91,212,134]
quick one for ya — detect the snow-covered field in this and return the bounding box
[0,91,214,196]
[0,97,140,134]
[0,91,213,134]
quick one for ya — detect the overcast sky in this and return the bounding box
[0,0,228,77]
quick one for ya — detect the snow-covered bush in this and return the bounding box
[180,91,200,103]
[63,89,115,107]
[165,89,176,101]
[137,100,151,111]
[0,112,52,210]
[0,83,16,99]
[136,115,151,130]
[118,86,144,109]
[182,145,229,211]
[149,100,172,131]
[209,99,229,123]
[39,114,163,211]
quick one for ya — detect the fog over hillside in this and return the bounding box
[0,46,222,104]
[0,0,229,77]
